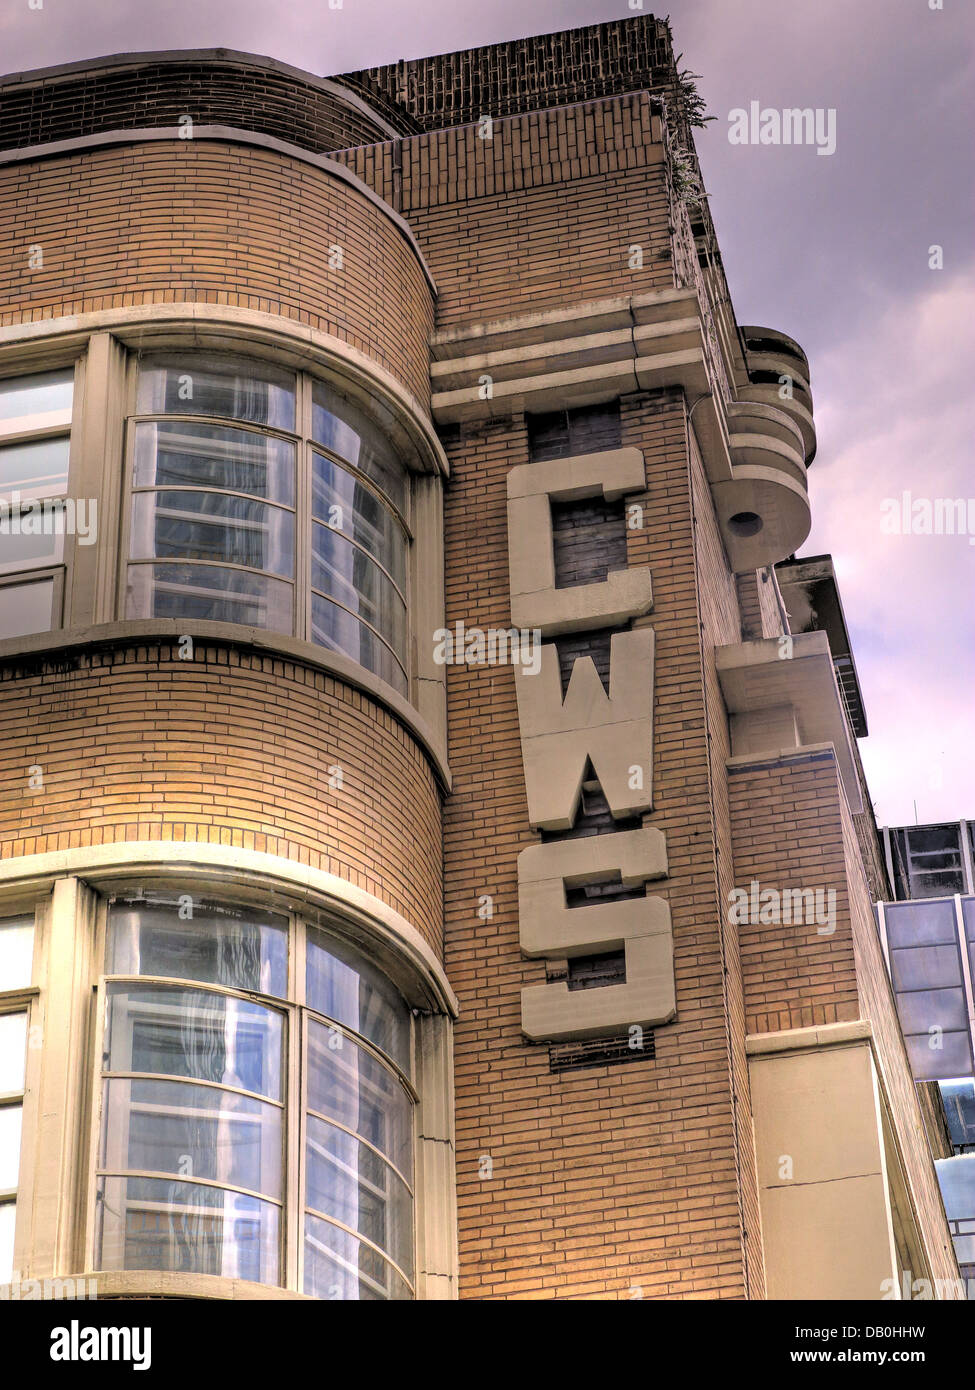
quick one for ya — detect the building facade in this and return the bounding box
[876,817,975,1284]
[0,16,962,1300]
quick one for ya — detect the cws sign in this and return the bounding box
[506,447,676,1042]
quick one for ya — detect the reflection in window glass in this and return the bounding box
[133,421,294,503]
[306,1021,412,1180]
[102,1079,282,1199]
[0,1203,15,1284]
[306,926,410,1070]
[304,1213,412,1301]
[0,578,55,641]
[0,1013,27,1093]
[311,384,406,512]
[0,1107,23,1190]
[126,563,292,631]
[311,595,407,696]
[99,898,416,1298]
[0,919,33,990]
[105,984,284,1102]
[0,437,70,496]
[108,899,288,997]
[137,358,295,432]
[305,1115,413,1278]
[0,369,73,422]
[96,1176,280,1285]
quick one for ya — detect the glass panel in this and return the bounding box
[306,926,410,1071]
[0,369,73,421]
[906,1030,973,1082]
[305,1114,413,1277]
[0,504,65,571]
[0,437,70,495]
[940,1080,975,1148]
[137,357,295,432]
[895,986,968,1035]
[0,578,55,640]
[0,1107,23,1190]
[108,899,287,997]
[105,985,284,1101]
[310,595,407,696]
[311,524,406,655]
[311,454,407,589]
[890,943,963,992]
[133,422,294,505]
[130,491,294,576]
[125,562,292,632]
[0,1014,27,1093]
[311,383,406,511]
[306,1021,412,1179]
[303,1213,411,1300]
[0,919,33,990]
[96,1176,280,1285]
[884,898,959,948]
[102,1079,282,1200]
[0,1202,14,1283]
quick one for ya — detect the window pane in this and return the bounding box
[105,985,284,1101]
[102,1079,282,1200]
[305,1115,413,1278]
[108,898,288,997]
[890,943,964,992]
[96,1176,280,1285]
[312,525,406,655]
[0,437,70,495]
[311,595,407,696]
[311,384,406,511]
[306,927,410,1071]
[0,1202,14,1283]
[0,920,33,990]
[0,503,65,571]
[0,1107,23,1190]
[130,491,294,576]
[0,578,55,640]
[304,1213,411,1300]
[0,369,73,421]
[885,898,959,948]
[906,1030,974,1081]
[895,986,969,1034]
[311,454,407,589]
[134,422,294,505]
[306,1021,412,1179]
[137,358,295,432]
[0,1014,27,1093]
[125,562,292,632]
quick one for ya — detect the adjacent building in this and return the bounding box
[0,15,962,1299]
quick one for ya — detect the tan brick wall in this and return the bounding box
[441,392,754,1299]
[338,94,675,325]
[729,753,860,1036]
[0,639,444,959]
[0,142,434,406]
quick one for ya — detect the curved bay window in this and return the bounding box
[95,895,416,1299]
[125,354,411,696]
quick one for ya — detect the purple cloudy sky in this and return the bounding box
[3,0,973,828]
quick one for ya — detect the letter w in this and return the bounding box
[513,627,654,830]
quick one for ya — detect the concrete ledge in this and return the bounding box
[58,1270,312,1300]
[746,1020,872,1056]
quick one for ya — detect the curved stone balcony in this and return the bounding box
[740,324,816,463]
[711,399,812,573]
